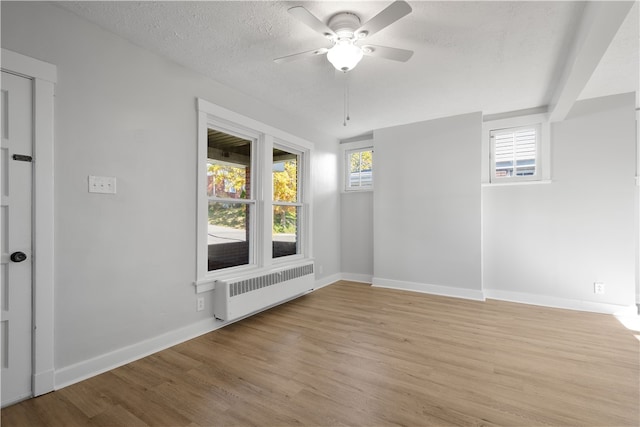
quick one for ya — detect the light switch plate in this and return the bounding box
[88,175,117,194]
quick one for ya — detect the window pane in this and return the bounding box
[492,127,537,179]
[208,129,251,199]
[208,201,251,271]
[347,149,373,189]
[273,205,298,258]
[273,148,298,203]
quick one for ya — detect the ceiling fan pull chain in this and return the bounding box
[343,72,348,126]
[346,72,351,122]
[343,71,351,127]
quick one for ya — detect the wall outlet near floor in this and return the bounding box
[197,296,205,311]
[594,282,605,295]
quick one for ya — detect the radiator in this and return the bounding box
[213,263,314,321]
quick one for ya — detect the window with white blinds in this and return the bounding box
[490,125,540,182]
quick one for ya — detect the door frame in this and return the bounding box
[1,48,56,396]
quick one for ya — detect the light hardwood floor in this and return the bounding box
[2,281,639,426]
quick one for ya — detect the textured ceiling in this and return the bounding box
[57,1,638,140]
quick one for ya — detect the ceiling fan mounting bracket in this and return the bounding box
[327,12,362,39]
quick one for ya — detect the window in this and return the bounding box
[207,129,255,271]
[482,113,550,185]
[345,147,373,191]
[272,146,302,258]
[196,99,312,289]
[490,125,540,181]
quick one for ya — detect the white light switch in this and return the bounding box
[88,175,117,194]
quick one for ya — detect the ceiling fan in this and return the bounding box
[274,0,414,72]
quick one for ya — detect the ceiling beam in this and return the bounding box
[548,1,635,122]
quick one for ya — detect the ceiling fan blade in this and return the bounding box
[288,6,336,39]
[355,1,412,39]
[360,45,414,62]
[274,48,329,64]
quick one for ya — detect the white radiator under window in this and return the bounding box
[213,263,314,321]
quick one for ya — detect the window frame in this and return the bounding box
[490,124,541,183]
[482,113,551,186]
[196,98,313,292]
[341,139,374,192]
[206,124,258,271]
[271,141,305,261]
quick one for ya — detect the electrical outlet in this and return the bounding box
[88,175,117,194]
[594,282,605,295]
[197,296,205,311]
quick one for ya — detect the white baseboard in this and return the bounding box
[54,317,223,390]
[372,277,485,301]
[341,273,373,284]
[52,273,635,393]
[314,273,342,289]
[484,289,638,315]
[55,278,338,391]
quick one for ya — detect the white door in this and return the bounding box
[1,71,34,406]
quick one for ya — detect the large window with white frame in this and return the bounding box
[196,99,312,288]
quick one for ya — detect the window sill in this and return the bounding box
[342,188,373,194]
[482,179,552,187]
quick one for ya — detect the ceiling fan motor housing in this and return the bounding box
[328,12,361,39]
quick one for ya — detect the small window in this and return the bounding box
[345,147,373,191]
[490,125,540,182]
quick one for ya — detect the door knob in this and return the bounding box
[10,252,27,263]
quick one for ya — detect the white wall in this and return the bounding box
[372,113,483,299]
[1,1,340,378]
[341,191,373,281]
[483,93,637,309]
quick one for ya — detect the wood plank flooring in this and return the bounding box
[2,281,639,426]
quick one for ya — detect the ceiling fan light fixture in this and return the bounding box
[327,40,363,72]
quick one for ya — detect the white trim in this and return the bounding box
[341,273,373,284]
[314,273,342,290]
[340,138,374,193]
[343,146,374,193]
[636,110,640,305]
[54,317,223,390]
[33,369,54,396]
[636,109,639,185]
[1,49,57,83]
[371,277,486,301]
[59,272,337,390]
[1,49,56,397]
[339,132,373,144]
[482,179,552,188]
[484,289,638,316]
[50,272,638,390]
[197,98,313,150]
